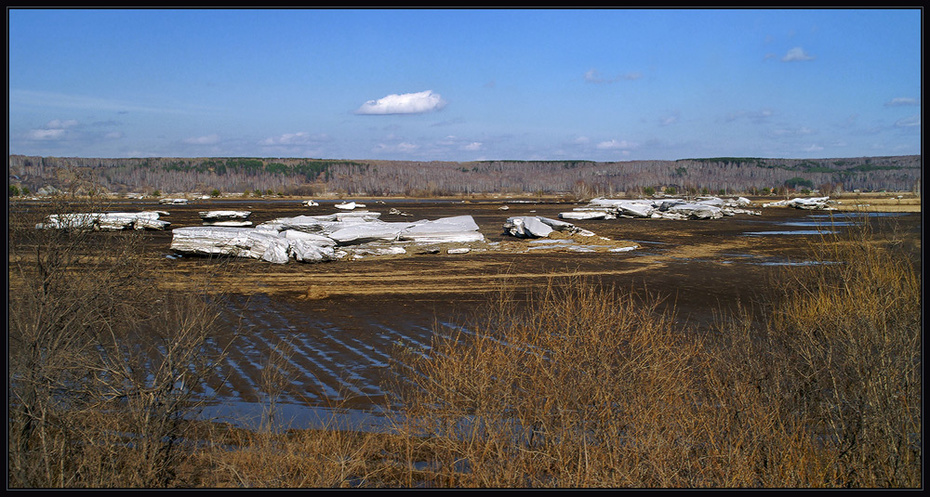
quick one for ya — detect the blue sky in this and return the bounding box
[7,8,922,161]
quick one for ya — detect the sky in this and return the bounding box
[7,8,922,162]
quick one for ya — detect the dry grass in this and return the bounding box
[373,212,921,487]
[831,192,921,212]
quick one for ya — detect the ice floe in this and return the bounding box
[762,196,835,210]
[560,196,761,220]
[335,201,366,210]
[200,210,253,226]
[170,212,486,264]
[36,211,171,231]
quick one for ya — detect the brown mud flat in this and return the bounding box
[13,196,922,428]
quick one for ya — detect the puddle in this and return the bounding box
[754,260,841,267]
[699,253,842,267]
[743,230,837,236]
[780,221,856,227]
[807,212,911,219]
[198,400,393,433]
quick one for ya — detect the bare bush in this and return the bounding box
[384,213,920,488]
[8,198,228,487]
[389,279,706,487]
[761,215,922,486]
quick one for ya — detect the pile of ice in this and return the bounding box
[560,196,759,221]
[169,226,335,264]
[200,210,253,227]
[503,216,594,238]
[761,196,834,210]
[502,215,639,253]
[36,211,171,231]
[169,211,485,264]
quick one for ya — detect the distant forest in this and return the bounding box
[8,154,922,197]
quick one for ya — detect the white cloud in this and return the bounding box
[772,126,814,137]
[26,128,67,140]
[259,132,329,146]
[781,47,815,62]
[584,68,642,84]
[375,142,419,153]
[104,131,123,139]
[804,144,824,152]
[46,118,79,129]
[596,139,638,150]
[895,115,920,127]
[356,90,447,115]
[183,134,220,145]
[885,97,918,107]
[23,118,81,141]
[461,142,482,151]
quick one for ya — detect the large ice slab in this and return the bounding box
[562,196,761,220]
[329,220,418,245]
[37,211,171,230]
[169,226,336,264]
[398,215,485,243]
[200,210,251,220]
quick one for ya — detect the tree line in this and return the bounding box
[8,154,921,197]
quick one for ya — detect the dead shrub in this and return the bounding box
[389,278,705,487]
[8,198,229,488]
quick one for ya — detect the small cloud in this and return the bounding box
[46,118,79,129]
[885,97,918,107]
[596,139,638,150]
[781,47,815,62]
[461,142,482,151]
[772,126,814,137]
[804,144,824,152]
[356,90,447,115]
[584,68,641,84]
[895,115,920,127]
[375,142,419,153]
[24,118,80,141]
[573,136,590,145]
[104,131,123,140]
[26,128,67,140]
[183,134,220,145]
[259,132,329,146]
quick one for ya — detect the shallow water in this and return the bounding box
[743,229,837,236]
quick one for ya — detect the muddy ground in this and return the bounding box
[10,195,922,428]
